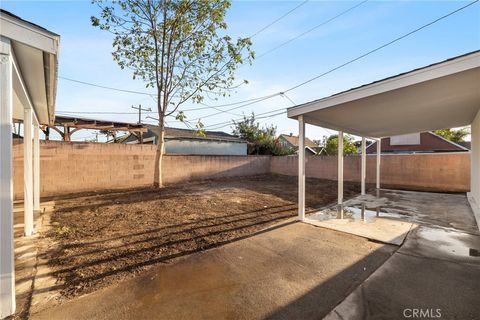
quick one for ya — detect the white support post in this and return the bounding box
[361,137,366,195]
[298,115,305,221]
[0,36,16,318]
[376,138,381,190]
[34,121,40,212]
[338,131,344,215]
[24,108,34,236]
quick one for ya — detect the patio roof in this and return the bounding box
[287,50,480,138]
[1,9,59,125]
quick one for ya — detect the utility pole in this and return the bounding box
[131,104,151,144]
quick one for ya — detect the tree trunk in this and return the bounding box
[153,118,165,188]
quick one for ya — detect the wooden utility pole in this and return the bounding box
[131,104,151,144]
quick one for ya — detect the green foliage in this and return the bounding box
[91,0,253,185]
[318,134,358,155]
[434,127,470,143]
[92,0,253,116]
[232,114,295,156]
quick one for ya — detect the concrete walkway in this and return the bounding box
[31,223,396,320]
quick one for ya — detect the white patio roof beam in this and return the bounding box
[287,52,480,138]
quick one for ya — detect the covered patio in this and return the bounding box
[0,10,59,317]
[288,50,480,238]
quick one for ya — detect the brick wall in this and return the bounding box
[270,153,470,192]
[12,141,270,199]
[13,141,470,199]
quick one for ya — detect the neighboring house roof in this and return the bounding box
[458,141,471,150]
[117,125,246,144]
[150,125,246,143]
[366,131,469,154]
[278,134,318,149]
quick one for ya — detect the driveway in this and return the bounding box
[32,222,396,320]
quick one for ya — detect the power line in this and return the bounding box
[232,0,480,116]
[204,106,291,130]
[56,111,156,115]
[207,110,287,131]
[60,1,477,128]
[256,0,369,59]
[284,0,479,93]
[57,1,309,108]
[189,93,282,122]
[201,0,479,129]
[250,0,309,38]
[59,76,156,96]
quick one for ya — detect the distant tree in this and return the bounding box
[232,114,294,155]
[318,134,358,155]
[434,127,470,143]
[92,0,253,187]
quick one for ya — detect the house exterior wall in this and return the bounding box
[366,132,466,154]
[165,140,247,156]
[471,110,480,205]
[270,153,470,193]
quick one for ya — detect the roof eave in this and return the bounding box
[287,51,480,119]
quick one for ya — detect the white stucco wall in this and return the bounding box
[165,140,247,155]
[471,109,480,205]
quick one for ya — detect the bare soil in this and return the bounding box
[42,174,360,300]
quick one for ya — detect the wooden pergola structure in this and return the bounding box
[46,115,147,142]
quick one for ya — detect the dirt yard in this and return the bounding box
[41,174,360,301]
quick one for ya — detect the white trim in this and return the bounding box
[0,36,16,318]
[338,131,344,214]
[0,11,59,54]
[361,137,366,195]
[33,124,40,211]
[288,52,480,118]
[11,49,40,122]
[298,116,305,221]
[24,107,34,236]
[376,138,381,189]
[305,146,317,155]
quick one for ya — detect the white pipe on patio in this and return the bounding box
[0,36,16,318]
[34,121,40,212]
[376,138,381,189]
[298,115,305,221]
[338,131,344,214]
[361,137,366,195]
[24,107,34,236]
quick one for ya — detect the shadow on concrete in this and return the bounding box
[31,223,398,320]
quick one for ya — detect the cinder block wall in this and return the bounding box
[270,153,470,192]
[12,141,270,199]
[13,141,470,199]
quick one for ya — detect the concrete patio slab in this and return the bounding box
[304,216,413,245]
[399,225,480,264]
[31,222,396,320]
[325,211,480,320]
[325,247,480,320]
[304,189,478,245]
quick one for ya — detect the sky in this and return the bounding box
[2,0,479,142]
